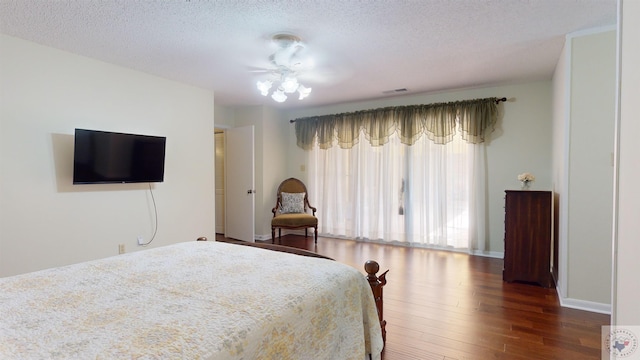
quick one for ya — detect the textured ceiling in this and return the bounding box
[0,0,617,109]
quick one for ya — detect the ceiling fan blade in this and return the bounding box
[297,66,352,85]
[245,65,275,74]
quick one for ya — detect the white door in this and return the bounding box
[224,126,255,242]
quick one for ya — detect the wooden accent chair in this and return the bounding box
[271,178,318,244]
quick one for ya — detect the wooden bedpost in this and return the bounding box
[365,260,388,345]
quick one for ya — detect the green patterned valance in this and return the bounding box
[293,97,498,150]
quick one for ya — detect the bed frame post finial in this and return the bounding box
[364,260,388,345]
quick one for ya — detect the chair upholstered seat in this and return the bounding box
[271,178,318,244]
[271,213,318,227]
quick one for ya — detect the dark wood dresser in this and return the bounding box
[503,190,554,288]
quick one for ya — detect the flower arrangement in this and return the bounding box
[517,172,535,189]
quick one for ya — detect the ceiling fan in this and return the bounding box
[253,33,315,102]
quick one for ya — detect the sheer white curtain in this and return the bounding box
[309,129,486,252]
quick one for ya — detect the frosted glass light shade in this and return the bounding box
[256,80,272,96]
[271,88,287,102]
[298,85,312,99]
[281,76,299,93]
[256,74,311,102]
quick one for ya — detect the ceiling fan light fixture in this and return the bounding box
[253,33,316,103]
[271,88,287,102]
[256,80,273,96]
[297,85,312,100]
[281,76,299,93]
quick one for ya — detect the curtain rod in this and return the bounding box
[289,97,508,123]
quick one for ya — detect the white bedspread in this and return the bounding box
[0,241,383,359]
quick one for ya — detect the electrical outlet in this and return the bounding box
[137,236,144,245]
[118,244,125,254]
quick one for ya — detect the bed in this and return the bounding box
[0,240,385,359]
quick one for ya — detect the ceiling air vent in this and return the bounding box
[382,88,408,95]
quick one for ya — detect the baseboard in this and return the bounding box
[267,232,504,259]
[557,292,612,314]
[470,250,504,259]
[254,234,272,241]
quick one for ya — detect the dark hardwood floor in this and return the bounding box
[216,234,610,360]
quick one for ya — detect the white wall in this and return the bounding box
[567,30,616,307]
[214,104,235,128]
[260,107,289,238]
[613,0,640,326]
[0,35,215,277]
[551,29,616,313]
[284,81,553,256]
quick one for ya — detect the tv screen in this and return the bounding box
[73,129,166,184]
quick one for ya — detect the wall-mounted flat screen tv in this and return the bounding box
[73,128,166,184]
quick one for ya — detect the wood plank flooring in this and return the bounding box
[217,234,610,360]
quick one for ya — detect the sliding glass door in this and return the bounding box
[309,130,478,251]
